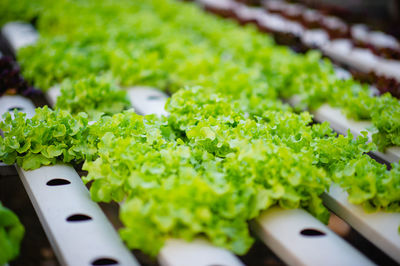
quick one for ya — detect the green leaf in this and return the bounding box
[0,202,24,265]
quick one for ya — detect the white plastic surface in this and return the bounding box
[255,9,305,36]
[128,86,169,116]
[1,22,38,51]
[351,24,369,43]
[233,5,264,21]
[0,95,36,120]
[253,207,375,266]
[17,165,139,266]
[368,31,399,49]
[195,0,234,10]
[323,186,400,263]
[322,39,360,63]
[348,48,379,72]
[375,59,400,82]
[46,86,61,107]
[235,3,309,38]
[302,29,329,48]
[256,12,289,33]
[159,239,244,266]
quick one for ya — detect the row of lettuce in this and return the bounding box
[1,0,399,150]
[0,0,399,258]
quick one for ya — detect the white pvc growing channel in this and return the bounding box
[0,19,398,265]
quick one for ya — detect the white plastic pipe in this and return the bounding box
[323,186,400,263]
[1,22,38,52]
[17,165,139,266]
[253,207,375,266]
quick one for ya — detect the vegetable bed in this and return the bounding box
[0,0,399,265]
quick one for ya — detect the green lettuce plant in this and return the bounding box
[0,202,24,265]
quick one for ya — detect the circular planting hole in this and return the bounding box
[66,214,92,222]
[147,95,162,101]
[91,258,119,265]
[8,106,24,112]
[46,178,71,186]
[300,228,326,237]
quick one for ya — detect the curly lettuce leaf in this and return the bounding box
[55,75,130,121]
[0,107,94,169]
